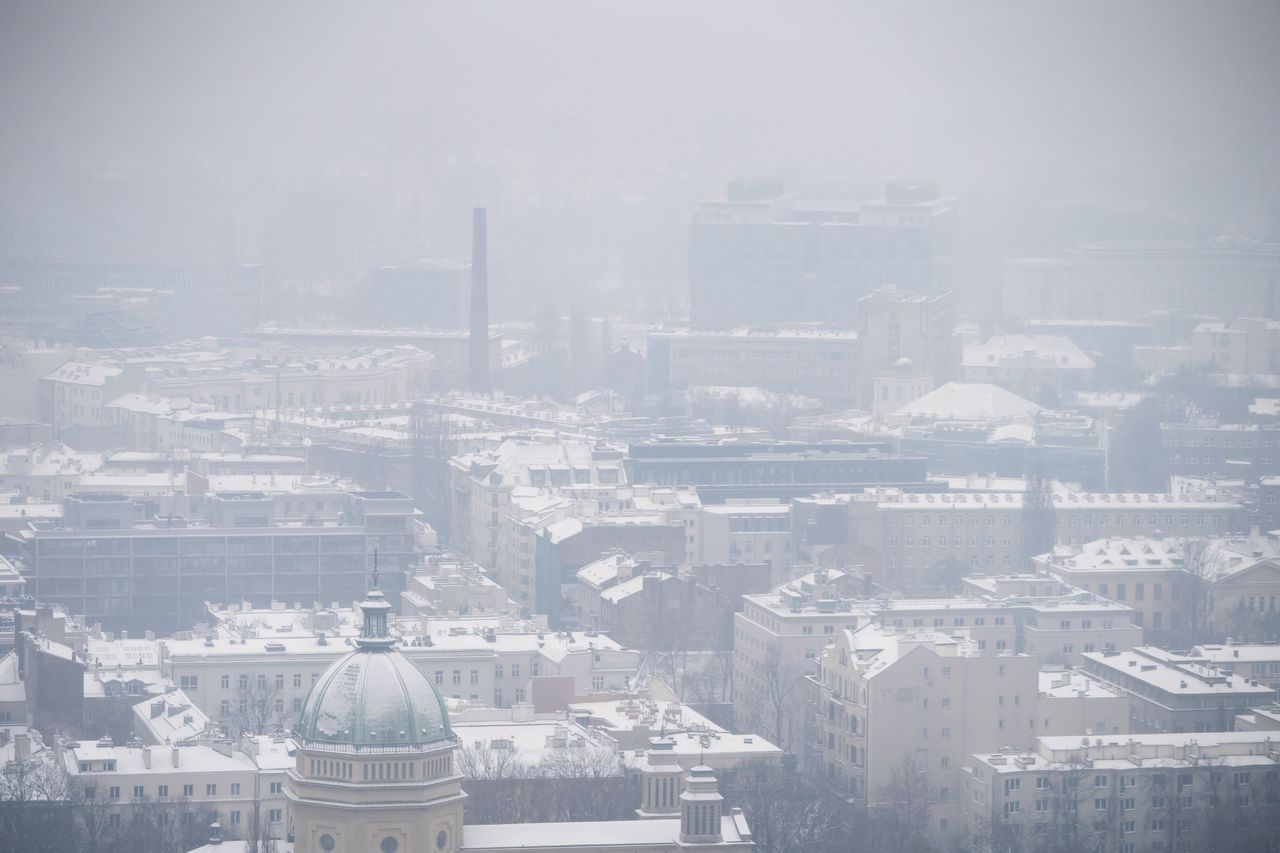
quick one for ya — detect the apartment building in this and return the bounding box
[1080,647,1275,733]
[698,501,792,580]
[814,624,1040,838]
[966,732,1280,853]
[732,569,866,753]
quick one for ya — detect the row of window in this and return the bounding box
[94,781,283,798]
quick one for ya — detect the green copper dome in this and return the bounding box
[295,576,453,749]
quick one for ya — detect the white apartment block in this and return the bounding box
[965,732,1280,853]
[814,624,1040,839]
[162,621,641,725]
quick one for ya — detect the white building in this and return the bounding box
[965,731,1280,852]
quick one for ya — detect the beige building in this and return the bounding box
[1036,537,1189,636]
[814,624,1040,838]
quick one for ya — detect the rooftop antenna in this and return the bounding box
[372,548,380,590]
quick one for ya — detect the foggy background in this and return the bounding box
[3,0,1278,324]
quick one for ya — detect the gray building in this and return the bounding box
[20,490,423,634]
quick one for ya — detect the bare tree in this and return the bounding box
[0,747,76,853]
[864,755,935,853]
[721,760,855,853]
[1021,464,1056,562]
[1175,537,1215,647]
[221,676,287,738]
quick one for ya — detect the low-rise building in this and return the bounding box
[1080,646,1275,733]
[62,734,293,837]
[645,327,861,409]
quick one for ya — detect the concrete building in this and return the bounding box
[1002,238,1280,323]
[626,439,927,503]
[39,361,141,444]
[1080,646,1275,733]
[20,489,425,633]
[965,731,1280,853]
[688,180,956,328]
[814,624,1040,838]
[1191,642,1280,691]
[645,327,861,409]
[857,285,960,405]
[1161,419,1280,483]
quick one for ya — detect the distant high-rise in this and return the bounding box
[687,181,956,327]
[469,207,490,392]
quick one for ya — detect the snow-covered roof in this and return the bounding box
[892,382,1042,423]
[963,334,1095,371]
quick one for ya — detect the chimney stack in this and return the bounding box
[469,207,490,393]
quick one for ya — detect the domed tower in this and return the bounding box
[287,571,465,853]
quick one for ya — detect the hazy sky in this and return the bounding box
[2,1,1278,317]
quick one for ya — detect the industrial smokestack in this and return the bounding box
[469,207,490,393]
